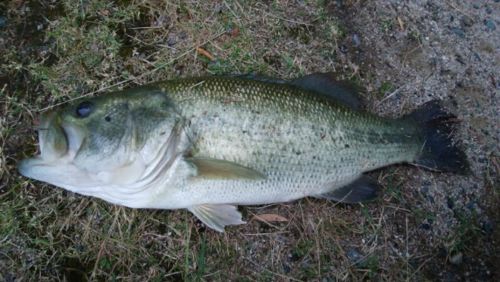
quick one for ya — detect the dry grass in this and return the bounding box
[1,0,497,281]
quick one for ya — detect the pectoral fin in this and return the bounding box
[187,157,265,180]
[316,176,380,203]
[188,204,245,232]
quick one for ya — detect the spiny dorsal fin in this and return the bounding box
[188,204,245,232]
[290,73,363,110]
[229,73,287,84]
[315,175,380,203]
[187,157,266,180]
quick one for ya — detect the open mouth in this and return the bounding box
[18,111,86,179]
[37,111,69,161]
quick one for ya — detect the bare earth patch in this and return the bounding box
[0,0,498,280]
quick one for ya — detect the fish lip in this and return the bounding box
[18,111,76,176]
[37,111,69,159]
[17,156,46,178]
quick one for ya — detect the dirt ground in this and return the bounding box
[1,0,498,281]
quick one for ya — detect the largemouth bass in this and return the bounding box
[18,74,468,232]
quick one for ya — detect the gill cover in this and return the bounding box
[19,87,189,207]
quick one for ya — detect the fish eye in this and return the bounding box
[76,101,93,118]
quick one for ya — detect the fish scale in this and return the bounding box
[153,77,422,206]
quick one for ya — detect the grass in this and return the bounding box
[0,0,497,281]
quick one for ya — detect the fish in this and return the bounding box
[18,73,469,232]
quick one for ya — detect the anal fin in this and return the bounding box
[316,176,380,203]
[188,204,245,232]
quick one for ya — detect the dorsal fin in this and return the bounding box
[229,73,287,84]
[290,73,363,110]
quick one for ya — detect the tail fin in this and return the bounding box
[405,101,469,174]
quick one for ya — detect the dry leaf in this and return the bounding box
[196,47,215,61]
[231,27,240,37]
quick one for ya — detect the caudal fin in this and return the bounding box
[405,101,469,174]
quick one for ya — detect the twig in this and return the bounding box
[129,26,164,30]
[253,6,313,26]
[376,86,403,106]
[38,29,227,112]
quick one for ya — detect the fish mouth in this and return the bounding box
[18,111,85,179]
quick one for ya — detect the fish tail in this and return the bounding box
[404,100,469,174]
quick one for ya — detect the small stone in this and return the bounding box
[450,27,465,38]
[450,252,463,265]
[178,31,188,40]
[460,17,474,28]
[419,223,431,230]
[484,19,496,31]
[455,54,466,65]
[447,197,455,209]
[346,248,363,264]
[466,201,477,211]
[214,3,224,13]
[481,219,494,235]
[339,44,348,53]
[473,4,480,9]
[167,34,177,46]
[438,247,447,258]
[352,34,361,47]
[282,263,291,273]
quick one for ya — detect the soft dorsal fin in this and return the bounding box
[315,175,380,203]
[187,157,266,180]
[290,73,363,110]
[188,204,245,232]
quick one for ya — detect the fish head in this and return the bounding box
[18,89,184,203]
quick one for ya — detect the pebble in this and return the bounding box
[339,44,348,53]
[167,34,177,46]
[465,201,476,211]
[460,17,474,28]
[419,223,431,230]
[449,252,463,265]
[450,27,465,38]
[481,219,494,235]
[447,197,455,209]
[352,33,361,47]
[282,263,291,273]
[484,19,496,31]
[346,248,363,264]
